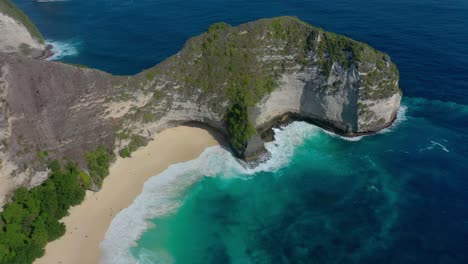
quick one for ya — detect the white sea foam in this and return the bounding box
[320,129,363,141]
[431,141,450,152]
[321,104,408,141]
[100,107,409,263]
[46,39,80,60]
[377,105,408,134]
[419,140,450,153]
[100,122,319,264]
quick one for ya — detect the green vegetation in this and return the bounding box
[119,148,131,158]
[0,144,113,263]
[0,15,401,264]
[208,22,231,33]
[313,29,400,99]
[114,128,132,141]
[134,16,398,152]
[145,71,155,81]
[119,134,147,158]
[78,171,92,189]
[0,0,45,43]
[0,161,86,264]
[315,31,357,75]
[37,150,48,160]
[85,146,114,187]
[224,75,275,152]
[359,55,400,100]
[153,90,163,100]
[225,92,256,152]
[310,31,399,100]
[172,17,312,96]
[162,17,316,152]
[268,17,302,40]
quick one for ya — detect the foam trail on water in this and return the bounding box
[46,39,81,60]
[100,122,319,264]
[418,140,450,153]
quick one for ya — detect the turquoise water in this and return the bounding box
[102,98,468,263]
[13,0,468,263]
[132,129,401,263]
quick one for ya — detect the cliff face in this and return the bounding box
[127,17,401,157]
[0,16,401,205]
[0,55,117,204]
[254,43,402,135]
[0,0,47,58]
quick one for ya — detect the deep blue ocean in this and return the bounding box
[13,0,468,263]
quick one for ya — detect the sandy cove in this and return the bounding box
[35,125,222,264]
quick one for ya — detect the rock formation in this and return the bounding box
[0,15,401,205]
[0,0,47,58]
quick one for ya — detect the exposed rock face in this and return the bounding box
[0,56,116,204]
[243,135,266,161]
[0,16,402,205]
[0,0,47,58]
[254,54,401,135]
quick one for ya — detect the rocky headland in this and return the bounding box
[0,1,402,262]
[0,15,401,204]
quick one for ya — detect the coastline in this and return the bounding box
[35,126,222,264]
[34,43,54,60]
[260,108,401,143]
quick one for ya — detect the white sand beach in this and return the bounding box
[35,126,221,264]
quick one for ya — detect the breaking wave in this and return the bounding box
[100,122,320,264]
[46,39,81,60]
[100,109,409,263]
[321,104,408,141]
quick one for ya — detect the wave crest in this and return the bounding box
[46,39,81,60]
[100,113,410,263]
[322,104,408,141]
[100,122,319,264]
[100,107,410,263]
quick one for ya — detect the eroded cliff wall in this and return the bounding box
[0,56,116,204]
[0,16,402,205]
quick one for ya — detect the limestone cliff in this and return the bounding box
[125,17,401,157]
[0,16,401,205]
[0,0,47,58]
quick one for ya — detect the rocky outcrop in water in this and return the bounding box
[0,16,401,204]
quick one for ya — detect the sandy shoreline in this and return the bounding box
[35,126,221,264]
